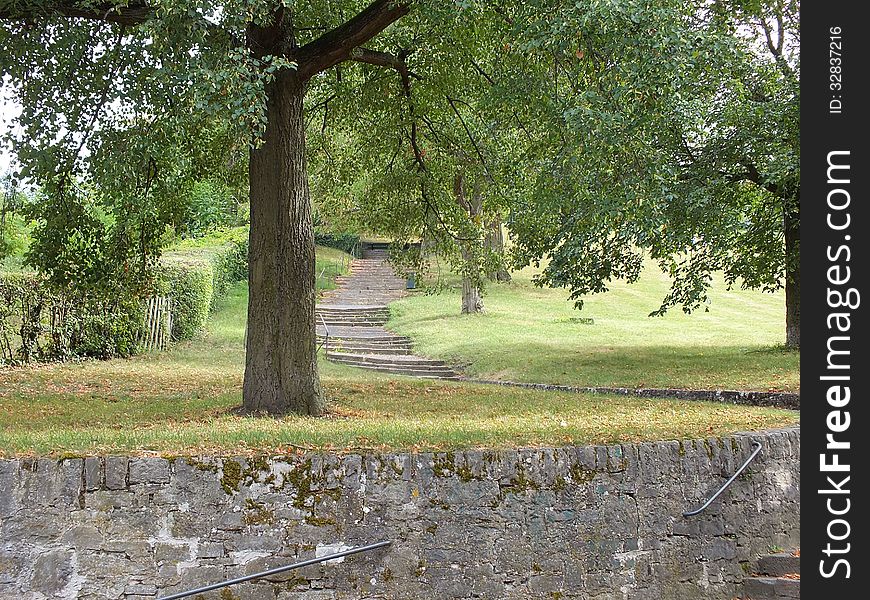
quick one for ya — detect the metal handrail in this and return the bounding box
[682,441,763,517]
[317,311,331,353]
[158,541,391,600]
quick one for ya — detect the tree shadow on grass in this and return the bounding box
[462,342,800,392]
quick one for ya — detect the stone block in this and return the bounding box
[129,458,171,485]
[105,456,129,490]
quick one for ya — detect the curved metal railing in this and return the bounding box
[683,441,763,517]
[158,541,391,600]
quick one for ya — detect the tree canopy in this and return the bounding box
[501,0,800,346]
[1,0,801,417]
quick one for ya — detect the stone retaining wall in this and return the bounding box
[464,379,800,409]
[0,426,800,600]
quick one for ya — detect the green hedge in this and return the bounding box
[0,272,143,364]
[158,227,248,341]
[314,230,360,256]
[0,228,248,363]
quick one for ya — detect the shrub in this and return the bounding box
[0,227,249,363]
[0,272,143,364]
[180,180,241,236]
[314,230,360,256]
[157,262,215,340]
[157,227,248,341]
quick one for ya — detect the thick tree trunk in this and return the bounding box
[455,172,485,314]
[485,216,511,282]
[243,71,324,415]
[461,243,485,313]
[784,199,800,349]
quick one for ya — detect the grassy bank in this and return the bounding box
[388,263,799,392]
[0,281,798,457]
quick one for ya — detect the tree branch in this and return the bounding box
[292,0,410,80]
[0,1,152,26]
[350,47,407,72]
[446,96,494,182]
[346,46,426,172]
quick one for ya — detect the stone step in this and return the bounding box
[318,317,391,323]
[317,336,413,347]
[318,332,410,340]
[320,334,410,344]
[317,311,391,318]
[320,342,413,352]
[318,315,390,322]
[757,553,800,577]
[317,313,390,320]
[318,321,388,328]
[326,351,449,368]
[324,345,410,356]
[327,356,458,375]
[742,576,800,599]
[317,305,391,312]
[328,360,461,380]
[333,281,403,286]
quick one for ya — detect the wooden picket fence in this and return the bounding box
[141,295,172,352]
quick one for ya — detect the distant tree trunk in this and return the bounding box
[784,198,799,349]
[455,172,484,314]
[485,216,511,282]
[243,69,324,416]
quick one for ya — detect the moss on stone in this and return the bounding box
[248,455,270,475]
[185,458,218,473]
[414,560,426,577]
[242,499,275,526]
[428,498,451,511]
[304,515,337,527]
[283,574,308,591]
[56,452,84,462]
[569,463,596,485]
[431,452,456,478]
[220,459,243,494]
[703,439,714,459]
[281,459,342,513]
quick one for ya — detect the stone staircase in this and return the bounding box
[316,244,461,380]
[741,550,800,599]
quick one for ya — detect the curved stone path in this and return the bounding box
[316,245,461,380]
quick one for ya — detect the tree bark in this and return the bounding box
[784,198,799,349]
[455,172,485,314]
[460,250,485,313]
[243,70,324,415]
[485,216,511,282]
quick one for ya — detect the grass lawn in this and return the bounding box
[388,262,799,392]
[0,278,797,457]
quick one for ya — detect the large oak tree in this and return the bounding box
[1,0,426,415]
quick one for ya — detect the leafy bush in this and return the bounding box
[314,230,360,256]
[158,227,248,340]
[1,227,249,363]
[0,272,143,364]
